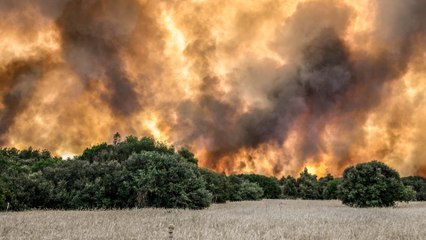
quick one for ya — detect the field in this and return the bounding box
[1,200,425,240]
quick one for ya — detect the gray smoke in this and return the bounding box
[174,0,426,173]
[0,58,49,143]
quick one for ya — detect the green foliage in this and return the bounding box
[1,135,425,211]
[238,174,281,199]
[318,174,340,200]
[113,132,121,145]
[80,135,176,163]
[0,135,211,211]
[339,161,412,207]
[402,176,426,201]
[80,143,113,163]
[322,179,341,200]
[297,168,320,199]
[279,176,299,199]
[30,158,60,172]
[399,185,416,202]
[178,147,198,165]
[40,160,135,209]
[200,168,229,203]
[0,147,63,211]
[278,171,341,200]
[133,152,212,209]
[228,175,264,201]
[238,181,264,200]
[0,177,8,210]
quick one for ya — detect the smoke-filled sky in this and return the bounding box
[1,0,426,177]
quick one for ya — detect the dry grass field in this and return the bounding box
[1,200,425,240]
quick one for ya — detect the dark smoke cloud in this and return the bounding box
[0,0,166,148]
[0,0,69,33]
[0,58,50,143]
[373,0,426,176]
[56,0,143,116]
[1,0,426,176]
[292,0,426,171]
[175,0,426,175]
[175,0,353,170]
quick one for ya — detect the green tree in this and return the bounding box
[319,174,338,199]
[200,168,229,203]
[238,174,281,199]
[322,179,340,200]
[399,185,416,202]
[279,176,299,199]
[80,143,113,163]
[113,132,121,145]
[178,147,198,165]
[339,161,414,207]
[133,152,212,209]
[228,175,264,201]
[40,159,135,209]
[79,135,176,163]
[238,181,264,200]
[402,176,426,201]
[297,168,320,199]
[0,177,8,210]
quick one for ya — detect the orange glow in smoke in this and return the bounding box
[1,0,426,177]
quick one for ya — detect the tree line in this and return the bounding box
[0,134,425,211]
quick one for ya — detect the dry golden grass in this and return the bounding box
[1,200,425,240]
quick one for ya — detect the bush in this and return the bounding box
[40,160,135,209]
[79,136,175,163]
[297,168,320,199]
[178,147,198,165]
[238,181,264,200]
[3,134,425,211]
[0,137,213,211]
[228,175,264,201]
[133,152,212,209]
[200,168,229,203]
[322,179,340,200]
[399,185,416,202]
[0,178,7,210]
[238,174,281,199]
[339,161,414,207]
[402,176,426,201]
[279,176,299,199]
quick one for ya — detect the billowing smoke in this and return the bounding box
[0,58,49,143]
[1,0,426,177]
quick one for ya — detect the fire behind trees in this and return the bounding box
[0,135,424,211]
[1,0,426,178]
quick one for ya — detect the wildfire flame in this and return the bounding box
[1,0,426,177]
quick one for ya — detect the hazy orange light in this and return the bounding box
[1,0,425,178]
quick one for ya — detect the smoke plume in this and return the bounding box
[1,0,426,177]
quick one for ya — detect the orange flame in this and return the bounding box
[1,0,426,177]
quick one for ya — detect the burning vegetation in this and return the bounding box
[1,0,426,177]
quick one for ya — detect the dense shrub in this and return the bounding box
[133,152,212,209]
[1,136,424,211]
[339,161,416,207]
[238,174,281,199]
[297,168,320,199]
[200,168,229,203]
[322,179,340,200]
[238,181,264,200]
[40,160,135,209]
[0,136,212,211]
[402,176,426,201]
[79,136,174,163]
[279,176,298,199]
[228,175,263,201]
[318,174,340,200]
